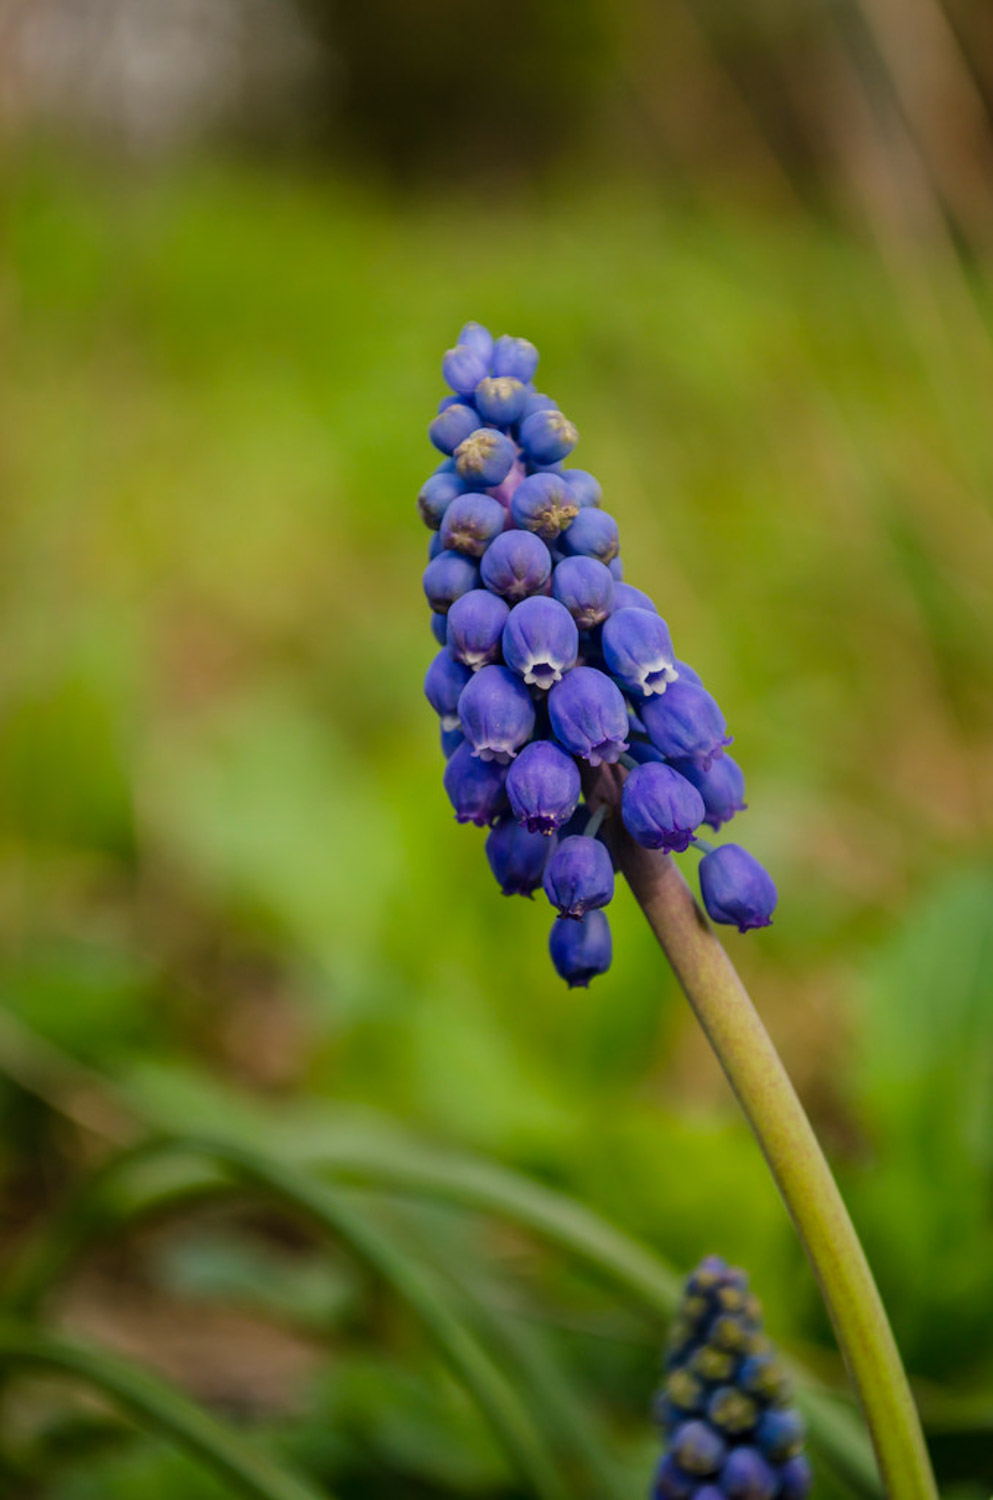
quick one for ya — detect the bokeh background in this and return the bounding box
[1,2,992,1496]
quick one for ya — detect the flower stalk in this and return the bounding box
[589,764,937,1500]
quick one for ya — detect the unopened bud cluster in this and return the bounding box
[420,324,777,984]
[653,1256,812,1500]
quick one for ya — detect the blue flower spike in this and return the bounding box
[417,325,775,984]
[653,1256,811,1500]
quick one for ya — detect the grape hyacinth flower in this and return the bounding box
[559,507,620,562]
[417,322,777,984]
[699,845,777,933]
[442,742,508,826]
[485,816,554,896]
[672,755,747,831]
[549,908,612,988]
[457,664,535,763]
[506,740,580,835]
[455,427,517,487]
[418,465,466,528]
[543,834,614,919]
[424,650,471,731]
[622,762,706,854]
[423,549,480,613]
[652,1256,811,1500]
[446,589,509,671]
[440,492,506,557]
[640,681,733,770]
[552,555,615,628]
[502,596,579,689]
[429,401,480,455]
[510,472,580,540]
[602,606,678,697]
[548,666,630,767]
[480,530,552,601]
[415,330,939,1492]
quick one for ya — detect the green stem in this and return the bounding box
[603,794,937,1499]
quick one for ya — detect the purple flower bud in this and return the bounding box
[429,402,480,455]
[417,466,467,529]
[502,596,579,690]
[424,650,472,729]
[549,907,612,987]
[548,666,629,766]
[443,741,508,825]
[720,1447,777,1500]
[640,681,731,769]
[777,1455,813,1500]
[621,762,705,852]
[560,508,620,563]
[443,343,489,395]
[446,589,509,670]
[670,755,746,830]
[561,468,602,508]
[699,844,777,932]
[440,724,464,758]
[480,529,552,601]
[440,493,506,557]
[474,375,527,426]
[437,393,463,413]
[519,409,579,465]
[552,556,615,628]
[491,334,539,382]
[612,581,657,613]
[510,472,580,541]
[430,611,448,647]
[427,531,445,561]
[485,816,554,896]
[755,1409,805,1463]
[652,1455,695,1500]
[423,550,481,613]
[454,427,517,487]
[670,1420,727,1476]
[458,664,536,763]
[457,320,494,363]
[602,607,678,697]
[506,740,581,834]
[521,390,558,421]
[542,834,614,918]
[608,556,624,580]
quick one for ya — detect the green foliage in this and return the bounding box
[0,157,990,1495]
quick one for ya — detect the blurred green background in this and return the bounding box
[1,2,992,1496]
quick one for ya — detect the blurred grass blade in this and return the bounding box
[1,1132,880,1495]
[0,1324,327,1500]
[446,1269,626,1499]
[309,1135,881,1495]
[195,1139,570,1500]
